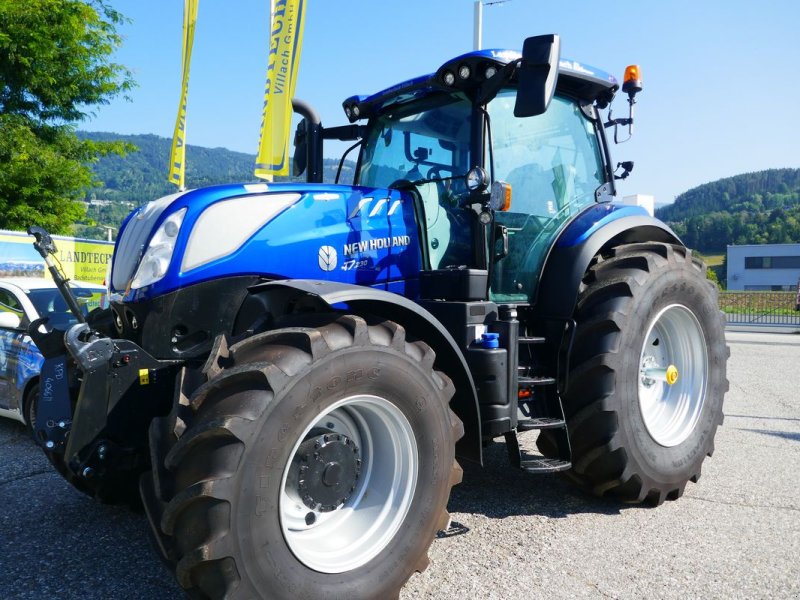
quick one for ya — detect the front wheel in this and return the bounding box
[146,315,463,599]
[539,243,728,505]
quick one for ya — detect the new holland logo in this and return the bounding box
[318,245,337,271]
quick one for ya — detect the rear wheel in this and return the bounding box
[144,315,463,599]
[539,243,728,504]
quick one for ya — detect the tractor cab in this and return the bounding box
[297,35,637,306]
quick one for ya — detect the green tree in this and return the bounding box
[705,264,723,290]
[0,0,134,233]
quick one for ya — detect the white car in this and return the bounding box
[0,277,107,434]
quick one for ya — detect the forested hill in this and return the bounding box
[78,131,355,204]
[655,168,800,252]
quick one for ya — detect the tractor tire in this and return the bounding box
[143,314,463,599]
[537,243,728,505]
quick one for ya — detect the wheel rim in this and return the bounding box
[638,304,708,447]
[279,394,419,573]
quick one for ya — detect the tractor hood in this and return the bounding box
[110,182,422,302]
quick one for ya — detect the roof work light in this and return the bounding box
[622,65,642,97]
[604,63,643,143]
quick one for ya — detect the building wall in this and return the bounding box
[618,194,655,217]
[727,243,800,291]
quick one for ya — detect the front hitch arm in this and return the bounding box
[27,226,86,324]
[32,320,182,479]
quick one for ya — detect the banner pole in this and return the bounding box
[254,0,306,180]
[168,0,199,191]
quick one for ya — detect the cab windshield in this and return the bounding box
[358,93,475,270]
[358,92,472,189]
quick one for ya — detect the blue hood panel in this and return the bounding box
[116,183,422,302]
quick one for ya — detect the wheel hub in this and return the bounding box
[279,394,420,573]
[291,432,361,512]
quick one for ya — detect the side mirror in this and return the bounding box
[514,34,561,118]
[0,312,22,329]
[292,118,308,177]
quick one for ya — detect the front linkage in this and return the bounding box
[29,228,180,502]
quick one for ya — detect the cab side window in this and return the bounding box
[488,91,604,217]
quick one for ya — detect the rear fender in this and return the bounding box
[528,212,682,391]
[535,212,683,320]
[245,279,483,464]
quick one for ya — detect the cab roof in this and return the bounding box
[343,49,619,123]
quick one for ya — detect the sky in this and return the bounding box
[85,0,800,204]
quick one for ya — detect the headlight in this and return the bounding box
[130,208,186,289]
[466,166,489,192]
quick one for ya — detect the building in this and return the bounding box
[617,194,655,217]
[726,243,800,291]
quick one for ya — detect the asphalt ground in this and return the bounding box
[0,330,798,599]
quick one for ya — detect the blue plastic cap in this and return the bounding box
[481,333,500,349]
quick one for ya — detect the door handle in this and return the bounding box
[494,224,509,262]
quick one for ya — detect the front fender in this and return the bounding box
[247,279,483,465]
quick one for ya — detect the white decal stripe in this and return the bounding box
[387,199,402,216]
[368,198,388,217]
[349,198,373,219]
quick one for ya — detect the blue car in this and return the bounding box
[0,277,107,435]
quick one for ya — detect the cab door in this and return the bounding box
[486,90,607,303]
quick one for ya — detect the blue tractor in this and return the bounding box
[30,35,727,600]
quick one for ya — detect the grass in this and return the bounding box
[702,253,725,267]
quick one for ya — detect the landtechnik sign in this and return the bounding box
[0,230,113,285]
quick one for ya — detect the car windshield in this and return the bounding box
[27,286,107,329]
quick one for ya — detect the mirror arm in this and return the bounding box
[603,94,637,143]
[335,139,363,184]
[476,59,520,106]
[322,124,366,142]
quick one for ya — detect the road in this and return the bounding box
[1,331,798,599]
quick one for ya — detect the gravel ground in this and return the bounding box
[0,330,798,599]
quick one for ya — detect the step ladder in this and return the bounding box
[506,334,572,474]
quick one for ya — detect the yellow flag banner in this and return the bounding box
[255,0,306,178]
[168,0,199,189]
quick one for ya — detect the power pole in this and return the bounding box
[474,1,483,51]
[473,0,511,51]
